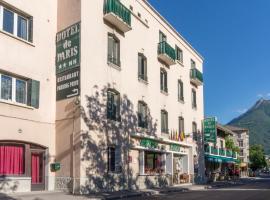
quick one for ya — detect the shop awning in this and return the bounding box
[205,154,236,163]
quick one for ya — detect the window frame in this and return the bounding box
[107,89,121,121]
[107,146,116,173]
[191,88,197,109]
[161,109,168,134]
[107,33,121,67]
[0,73,28,105]
[159,31,167,42]
[177,79,184,102]
[138,101,148,129]
[178,117,185,134]
[0,4,32,42]
[138,53,148,82]
[191,59,196,69]
[160,68,168,93]
[175,45,183,63]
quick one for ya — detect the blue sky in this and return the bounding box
[149,0,270,124]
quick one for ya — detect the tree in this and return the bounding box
[225,136,240,153]
[249,144,267,171]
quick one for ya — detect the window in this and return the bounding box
[17,15,27,40]
[1,75,12,100]
[3,8,14,34]
[108,34,120,66]
[220,140,224,149]
[107,147,116,172]
[16,79,27,104]
[192,89,197,109]
[138,53,147,81]
[239,140,244,147]
[192,122,197,141]
[144,151,164,174]
[191,59,196,69]
[0,5,33,42]
[161,110,168,133]
[160,68,168,93]
[0,73,40,108]
[178,80,184,101]
[107,89,120,121]
[138,101,148,128]
[179,117,185,134]
[0,145,25,175]
[175,46,183,63]
[159,31,166,42]
[240,149,244,156]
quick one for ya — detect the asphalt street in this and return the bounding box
[130,177,270,200]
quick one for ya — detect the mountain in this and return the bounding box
[228,98,270,155]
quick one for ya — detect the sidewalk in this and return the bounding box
[3,181,245,200]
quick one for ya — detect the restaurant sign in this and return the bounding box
[203,117,217,143]
[56,67,80,101]
[140,139,158,149]
[56,22,80,74]
[170,144,181,152]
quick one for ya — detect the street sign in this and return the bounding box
[203,117,217,143]
[56,67,80,101]
[56,22,80,74]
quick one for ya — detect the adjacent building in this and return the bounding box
[204,124,238,182]
[0,0,204,194]
[0,0,57,192]
[226,125,250,177]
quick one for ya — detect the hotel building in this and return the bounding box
[0,0,204,193]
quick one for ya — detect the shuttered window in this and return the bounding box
[108,34,120,66]
[107,89,120,121]
[0,73,40,108]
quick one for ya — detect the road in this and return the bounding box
[130,177,270,200]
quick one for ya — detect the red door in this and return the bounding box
[31,152,45,191]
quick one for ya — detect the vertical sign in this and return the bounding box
[203,117,217,143]
[56,22,80,74]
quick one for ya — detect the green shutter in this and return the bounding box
[28,17,33,43]
[27,79,40,108]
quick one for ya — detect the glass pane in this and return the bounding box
[1,75,12,100]
[17,16,27,40]
[3,9,14,34]
[16,79,26,104]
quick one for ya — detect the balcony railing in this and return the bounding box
[158,41,176,66]
[190,68,203,86]
[219,148,226,156]
[205,146,237,159]
[104,0,132,32]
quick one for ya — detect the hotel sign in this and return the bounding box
[56,67,80,101]
[56,22,80,74]
[203,117,217,143]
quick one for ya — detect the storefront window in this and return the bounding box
[0,144,25,175]
[144,151,164,174]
